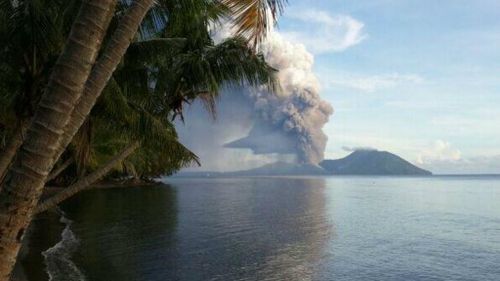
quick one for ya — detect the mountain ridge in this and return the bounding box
[320,150,432,175]
[172,150,432,177]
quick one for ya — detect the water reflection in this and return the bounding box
[62,185,179,281]
[167,177,332,281]
[22,178,334,281]
[19,177,500,281]
[253,178,333,281]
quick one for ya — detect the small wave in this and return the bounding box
[42,210,86,281]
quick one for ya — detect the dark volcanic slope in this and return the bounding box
[172,150,431,177]
[228,162,328,176]
[320,150,432,175]
[172,162,328,178]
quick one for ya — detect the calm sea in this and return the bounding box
[20,176,500,281]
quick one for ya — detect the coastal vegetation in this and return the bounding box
[0,0,286,279]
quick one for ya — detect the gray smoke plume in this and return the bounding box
[175,29,334,171]
[225,32,334,164]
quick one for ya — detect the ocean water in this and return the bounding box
[41,212,86,281]
[21,176,500,281]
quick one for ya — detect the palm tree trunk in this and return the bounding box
[51,0,155,172]
[0,123,28,185]
[36,141,139,214]
[46,158,74,183]
[0,1,116,279]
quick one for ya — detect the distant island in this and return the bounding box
[320,150,432,175]
[173,150,432,177]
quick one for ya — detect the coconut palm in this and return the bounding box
[37,3,278,211]
[0,0,81,182]
[0,0,287,182]
[0,0,286,278]
[0,0,117,277]
[39,0,280,189]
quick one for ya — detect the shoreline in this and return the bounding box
[44,179,160,193]
[12,180,162,281]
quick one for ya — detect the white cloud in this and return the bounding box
[416,140,462,165]
[342,146,377,152]
[327,72,424,93]
[454,155,500,174]
[282,9,367,54]
[421,154,500,175]
[415,140,500,174]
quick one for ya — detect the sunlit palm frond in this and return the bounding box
[221,0,287,46]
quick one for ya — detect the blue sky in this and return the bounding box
[274,0,500,173]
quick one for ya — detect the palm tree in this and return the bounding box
[37,1,278,211]
[0,0,117,278]
[0,0,286,278]
[33,0,280,208]
[47,0,287,170]
[0,0,80,182]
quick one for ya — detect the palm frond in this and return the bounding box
[138,0,229,40]
[90,77,200,177]
[221,0,287,46]
[126,38,187,66]
[161,35,278,120]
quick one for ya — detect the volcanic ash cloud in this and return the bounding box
[226,32,334,164]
